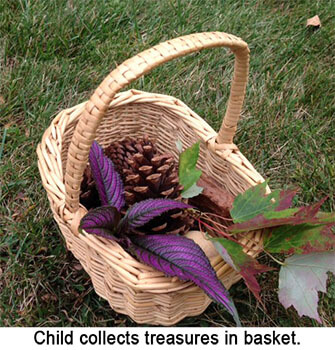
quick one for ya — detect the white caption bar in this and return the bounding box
[2,327,334,350]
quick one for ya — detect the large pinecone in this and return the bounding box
[106,137,193,235]
[124,152,184,205]
[105,136,183,205]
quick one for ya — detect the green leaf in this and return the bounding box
[264,222,335,254]
[178,141,202,192]
[316,211,335,224]
[181,183,203,199]
[230,181,286,223]
[229,199,328,234]
[211,237,272,303]
[278,252,335,323]
[229,185,333,234]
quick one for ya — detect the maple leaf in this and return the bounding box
[316,211,335,223]
[230,181,297,224]
[211,237,273,304]
[229,197,329,233]
[278,252,335,323]
[228,182,335,254]
[264,222,335,254]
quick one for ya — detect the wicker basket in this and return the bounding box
[37,32,265,326]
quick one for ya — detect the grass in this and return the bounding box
[1,0,334,327]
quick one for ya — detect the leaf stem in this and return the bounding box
[263,250,285,266]
[192,209,286,266]
[196,218,237,241]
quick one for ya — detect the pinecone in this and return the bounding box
[123,152,184,205]
[104,136,157,180]
[139,208,195,235]
[80,136,194,235]
[79,136,154,208]
[105,136,193,235]
[105,136,183,205]
[80,166,100,209]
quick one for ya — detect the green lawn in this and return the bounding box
[1,0,334,326]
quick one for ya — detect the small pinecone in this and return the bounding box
[80,166,100,209]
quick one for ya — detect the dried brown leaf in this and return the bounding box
[306,15,321,28]
[189,176,234,218]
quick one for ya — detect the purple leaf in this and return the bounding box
[122,199,192,230]
[79,206,120,240]
[130,234,240,326]
[89,141,125,210]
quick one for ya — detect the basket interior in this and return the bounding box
[58,91,263,265]
[61,97,256,199]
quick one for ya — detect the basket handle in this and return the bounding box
[65,32,249,213]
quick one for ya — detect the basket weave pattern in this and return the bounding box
[37,32,265,325]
